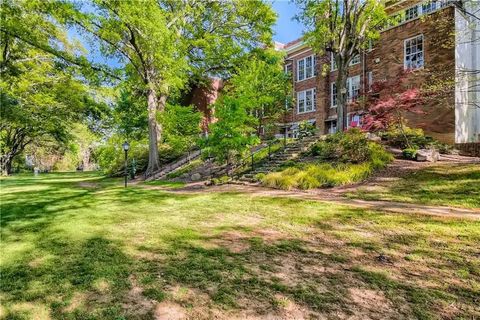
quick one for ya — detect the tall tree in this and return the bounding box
[0,41,106,175]
[227,48,292,136]
[295,0,388,131]
[56,0,275,175]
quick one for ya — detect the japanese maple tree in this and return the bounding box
[361,70,424,148]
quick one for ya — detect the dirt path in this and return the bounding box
[137,156,480,220]
[155,183,479,220]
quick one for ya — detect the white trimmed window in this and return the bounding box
[349,54,360,66]
[347,114,362,128]
[422,2,438,14]
[297,88,316,114]
[331,53,360,70]
[404,34,424,70]
[331,53,337,71]
[405,6,419,21]
[327,120,337,134]
[297,59,305,81]
[331,83,337,108]
[347,75,361,101]
[297,55,316,81]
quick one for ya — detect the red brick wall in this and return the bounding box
[283,5,455,143]
[366,7,455,143]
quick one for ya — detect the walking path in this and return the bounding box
[137,156,480,220]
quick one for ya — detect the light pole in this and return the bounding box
[122,141,130,188]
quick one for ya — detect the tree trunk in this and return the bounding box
[146,87,161,175]
[145,87,168,176]
[1,154,14,176]
[336,65,349,132]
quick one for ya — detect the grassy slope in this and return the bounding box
[1,172,479,319]
[347,164,480,209]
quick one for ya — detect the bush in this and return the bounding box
[402,148,418,160]
[253,173,266,182]
[310,128,371,163]
[211,175,231,185]
[261,131,393,190]
[260,162,379,190]
[380,127,452,153]
[97,135,185,176]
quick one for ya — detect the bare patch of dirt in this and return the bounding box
[154,301,186,320]
[347,287,396,319]
[209,231,251,253]
[78,182,100,189]
[122,275,155,318]
[64,292,87,313]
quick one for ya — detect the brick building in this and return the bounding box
[276,0,479,147]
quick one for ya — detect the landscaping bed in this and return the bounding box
[259,129,394,190]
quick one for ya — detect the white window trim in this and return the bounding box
[349,54,360,66]
[330,53,337,72]
[404,34,424,70]
[331,53,360,73]
[330,83,337,108]
[296,55,317,83]
[347,75,361,102]
[385,1,453,31]
[297,88,317,114]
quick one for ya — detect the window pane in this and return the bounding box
[298,59,305,81]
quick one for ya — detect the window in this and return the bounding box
[305,56,313,78]
[327,120,337,134]
[331,53,337,71]
[285,63,292,75]
[297,88,316,114]
[297,59,305,81]
[297,55,316,81]
[404,35,424,70]
[331,83,337,108]
[347,75,361,101]
[331,53,359,70]
[422,2,438,14]
[367,71,373,91]
[350,54,360,66]
[405,6,419,21]
[348,114,362,128]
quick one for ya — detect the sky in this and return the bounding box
[271,0,304,44]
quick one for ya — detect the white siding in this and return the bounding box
[455,1,480,143]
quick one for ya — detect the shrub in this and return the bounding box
[402,148,418,160]
[261,132,393,190]
[380,127,452,153]
[310,128,371,163]
[253,173,266,182]
[211,175,231,185]
[260,162,378,190]
[295,171,322,190]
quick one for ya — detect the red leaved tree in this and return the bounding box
[359,69,425,148]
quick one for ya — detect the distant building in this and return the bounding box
[182,78,223,134]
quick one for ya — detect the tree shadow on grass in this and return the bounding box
[1,236,134,320]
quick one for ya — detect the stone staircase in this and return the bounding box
[237,135,319,182]
[145,149,202,181]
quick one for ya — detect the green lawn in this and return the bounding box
[346,163,480,209]
[1,172,479,319]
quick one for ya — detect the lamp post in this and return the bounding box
[122,141,130,188]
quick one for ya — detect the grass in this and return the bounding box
[1,172,479,319]
[142,180,186,189]
[347,163,480,209]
